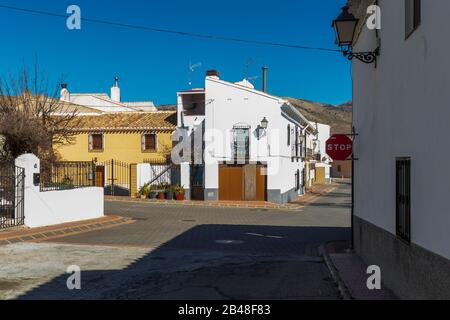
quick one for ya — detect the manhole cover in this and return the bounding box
[181,219,196,222]
[215,240,245,245]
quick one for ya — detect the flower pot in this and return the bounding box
[175,193,185,201]
[140,195,147,200]
[157,192,166,200]
[148,191,158,199]
[165,192,174,200]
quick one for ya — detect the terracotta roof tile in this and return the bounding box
[66,112,177,131]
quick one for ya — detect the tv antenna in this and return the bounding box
[244,58,254,80]
[188,61,202,88]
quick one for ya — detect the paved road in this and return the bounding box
[0,182,351,300]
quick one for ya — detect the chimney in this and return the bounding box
[262,66,268,93]
[60,83,70,101]
[111,76,121,102]
[206,70,220,79]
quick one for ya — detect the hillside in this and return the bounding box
[286,98,352,134]
[157,99,352,134]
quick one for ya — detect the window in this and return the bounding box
[233,128,250,162]
[89,133,103,151]
[287,124,291,146]
[396,158,411,242]
[338,165,342,172]
[142,133,157,152]
[295,127,299,160]
[295,169,300,191]
[405,0,421,38]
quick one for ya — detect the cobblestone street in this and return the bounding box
[0,182,351,300]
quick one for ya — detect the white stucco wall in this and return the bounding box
[136,163,172,189]
[15,154,104,229]
[353,1,450,259]
[204,77,306,194]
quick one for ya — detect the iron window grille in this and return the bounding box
[233,127,250,163]
[396,157,411,243]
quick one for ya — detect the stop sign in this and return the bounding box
[326,134,353,161]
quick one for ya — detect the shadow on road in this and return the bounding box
[18,224,350,300]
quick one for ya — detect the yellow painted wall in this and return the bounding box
[331,160,352,178]
[55,131,173,164]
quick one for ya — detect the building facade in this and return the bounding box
[176,71,321,204]
[348,0,450,298]
[55,112,176,164]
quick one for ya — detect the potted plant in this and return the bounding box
[165,184,175,200]
[174,185,185,201]
[138,183,150,199]
[156,184,166,200]
[148,184,158,199]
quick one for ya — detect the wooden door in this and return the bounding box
[255,165,267,201]
[219,165,244,201]
[95,166,105,188]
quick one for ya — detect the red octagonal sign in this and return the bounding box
[326,134,353,161]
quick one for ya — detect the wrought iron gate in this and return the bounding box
[0,164,25,229]
[97,160,131,196]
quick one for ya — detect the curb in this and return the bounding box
[319,243,353,300]
[105,197,300,211]
[0,215,134,245]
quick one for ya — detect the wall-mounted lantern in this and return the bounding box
[332,6,380,65]
[260,117,269,130]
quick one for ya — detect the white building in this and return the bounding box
[176,70,322,204]
[347,0,450,299]
[60,77,157,113]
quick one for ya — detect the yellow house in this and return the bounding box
[55,111,177,164]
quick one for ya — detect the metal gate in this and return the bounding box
[0,163,25,229]
[97,160,131,196]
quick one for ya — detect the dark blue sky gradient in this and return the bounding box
[0,0,350,105]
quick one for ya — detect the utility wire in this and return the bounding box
[0,4,341,53]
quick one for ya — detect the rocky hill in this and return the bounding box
[157,99,352,134]
[286,98,352,134]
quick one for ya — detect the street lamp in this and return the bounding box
[332,6,380,65]
[260,117,269,130]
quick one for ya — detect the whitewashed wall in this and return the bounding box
[353,0,450,259]
[136,163,172,190]
[15,154,104,229]
[204,77,306,195]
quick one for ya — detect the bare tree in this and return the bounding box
[0,65,80,163]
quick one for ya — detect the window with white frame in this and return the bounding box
[89,133,104,151]
[142,133,157,152]
[233,126,250,161]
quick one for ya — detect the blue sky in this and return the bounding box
[0,0,350,106]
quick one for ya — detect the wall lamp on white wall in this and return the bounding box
[332,6,380,65]
[257,117,269,139]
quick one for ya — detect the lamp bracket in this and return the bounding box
[343,47,380,65]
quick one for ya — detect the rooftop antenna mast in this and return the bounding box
[188,61,202,88]
[244,58,254,80]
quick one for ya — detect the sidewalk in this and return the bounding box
[321,241,397,300]
[0,216,134,246]
[105,183,338,211]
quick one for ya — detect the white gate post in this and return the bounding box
[15,154,40,227]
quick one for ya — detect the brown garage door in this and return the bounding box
[219,165,244,201]
[219,165,267,201]
[255,165,267,201]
